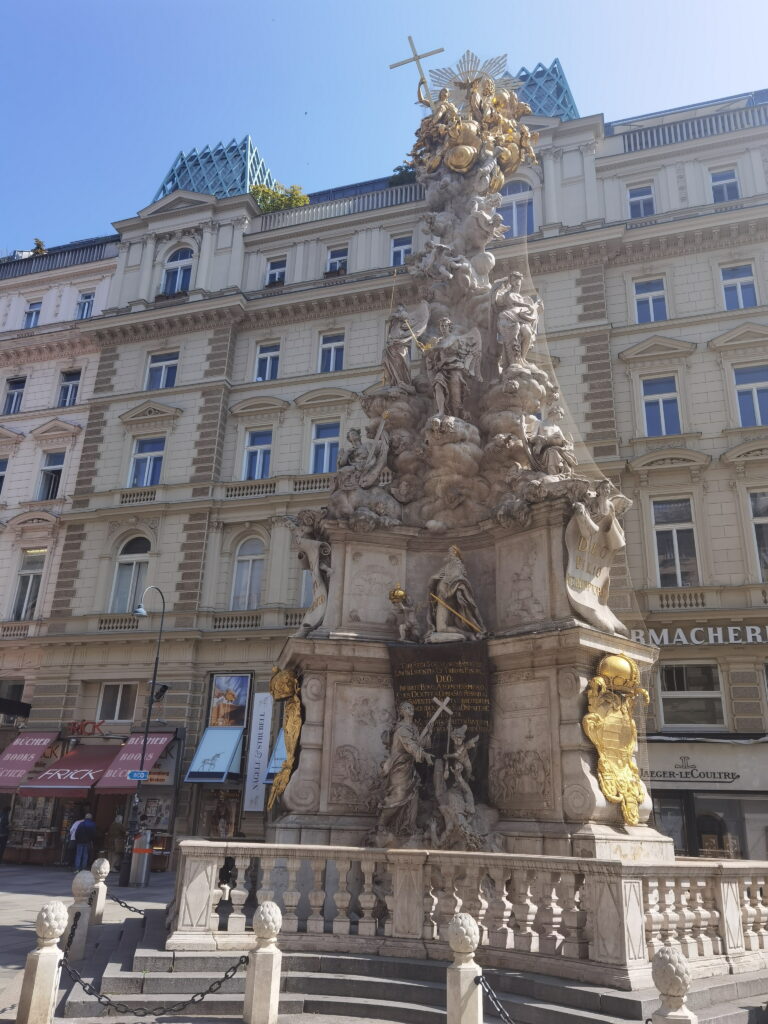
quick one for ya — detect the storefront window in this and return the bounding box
[695,794,746,858]
[652,795,689,854]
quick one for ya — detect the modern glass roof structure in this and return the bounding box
[514,58,579,121]
[153,136,275,201]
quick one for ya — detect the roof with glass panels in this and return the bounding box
[153,136,275,201]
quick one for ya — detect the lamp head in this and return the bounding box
[133,604,148,618]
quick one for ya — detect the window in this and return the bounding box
[660,664,724,727]
[499,180,534,237]
[642,377,681,436]
[311,421,340,474]
[231,538,265,610]
[145,351,178,390]
[58,370,81,408]
[722,265,757,310]
[327,246,348,274]
[652,498,700,587]
[3,377,26,416]
[634,279,667,323]
[628,185,655,219]
[129,437,164,488]
[162,248,193,295]
[110,537,150,613]
[22,301,41,329]
[255,343,279,382]
[98,683,138,722]
[0,680,24,727]
[391,235,412,267]
[266,257,286,286]
[319,333,344,373]
[11,548,46,621]
[711,169,739,204]
[750,491,768,582]
[37,451,64,500]
[244,429,272,480]
[734,365,768,427]
[0,458,6,496]
[75,292,94,320]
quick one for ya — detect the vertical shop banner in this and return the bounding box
[243,692,273,812]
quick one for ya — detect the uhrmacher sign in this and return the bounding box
[631,624,768,647]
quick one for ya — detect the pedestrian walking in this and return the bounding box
[0,806,10,863]
[73,813,96,870]
[106,814,126,870]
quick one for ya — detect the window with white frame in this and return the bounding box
[326,246,348,274]
[499,180,534,237]
[128,437,164,488]
[231,538,266,610]
[628,184,655,219]
[11,548,46,621]
[75,291,94,320]
[161,247,193,295]
[22,301,41,329]
[0,457,6,496]
[255,343,279,381]
[319,333,344,373]
[98,682,138,722]
[711,169,739,204]
[734,364,768,427]
[634,278,667,324]
[37,451,64,500]
[58,369,81,408]
[659,664,724,727]
[3,377,26,416]
[391,235,412,267]
[750,491,768,582]
[243,429,272,480]
[721,265,757,310]
[652,498,700,587]
[110,537,150,613]
[266,256,286,286]
[642,376,681,436]
[311,421,340,474]
[145,351,178,390]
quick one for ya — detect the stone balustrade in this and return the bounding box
[167,841,768,991]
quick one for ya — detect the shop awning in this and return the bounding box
[17,743,119,798]
[184,727,243,783]
[0,732,58,793]
[95,732,175,793]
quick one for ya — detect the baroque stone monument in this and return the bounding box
[269,49,670,863]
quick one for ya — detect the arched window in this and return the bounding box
[231,538,265,610]
[162,248,193,296]
[499,180,534,237]
[110,537,150,613]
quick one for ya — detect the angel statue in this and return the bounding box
[492,272,543,371]
[382,300,429,392]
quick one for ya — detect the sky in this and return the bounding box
[1,0,767,252]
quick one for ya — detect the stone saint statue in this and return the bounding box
[335,426,389,489]
[382,300,429,392]
[529,403,577,477]
[287,512,331,637]
[425,545,486,642]
[493,272,543,370]
[377,701,434,837]
[425,317,480,419]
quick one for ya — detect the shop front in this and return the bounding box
[0,731,61,864]
[648,738,768,858]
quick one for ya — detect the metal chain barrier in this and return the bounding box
[61,912,81,959]
[108,892,146,916]
[59,953,249,1017]
[475,974,517,1024]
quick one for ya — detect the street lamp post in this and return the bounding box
[118,585,166,887]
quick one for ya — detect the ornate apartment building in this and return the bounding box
[1,82,767,862]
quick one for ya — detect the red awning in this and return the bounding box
[95,732,175,792]
[0,732,59,793]
[18,744,119,798]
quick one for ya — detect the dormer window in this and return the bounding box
[162,248,193,296]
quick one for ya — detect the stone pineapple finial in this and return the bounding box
[447,912,480,963]
[253,901,282,946]
[91,858,110,884]
[651,944,697,1022]
[72,870,94,900]
[35,901,68,948]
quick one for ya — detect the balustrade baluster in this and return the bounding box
[485,862,513,950]
[643,877,664,958]
[536,870,564,956]
[659,877,680,948]
[675,878,698,959]
[256,855,276,906]
[690,880,712,958]
[422,865,438,941]
[281,855,302,934]
[753,874,768,949]
[356,857,378,937]
[741,876,758,951]
[457,864,488,945]
[702,878,723,955]
[510,868,538,952]
[228,855,251,934]
[333,857,352,935]
[434,865,462,942]
[559,871,588,960]
[306,857,327,935]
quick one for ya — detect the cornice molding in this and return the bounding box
[0,335,98,369]
[87,304,244,345]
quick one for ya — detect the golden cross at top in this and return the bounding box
[389,35,445,112]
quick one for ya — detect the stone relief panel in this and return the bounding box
[490,678,555,816]
[327,682,395,813]
[341,547,405,630]
[495,533,550,630]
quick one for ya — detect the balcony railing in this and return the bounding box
[1,622,31,639]
[224,480,278,499]
[293,473,334,493]
[211,611,262,631]
[97,615,140,632]
[619,102,768,153]
[120,487,158,505]
[639,584,768,613]
[0,236,119,280]
[254,183,423,232]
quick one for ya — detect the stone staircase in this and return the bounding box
[62,910,768,1024]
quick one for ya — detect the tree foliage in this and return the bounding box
[32,238,47,255]
[250,183,309,213]
[388,162,416,186]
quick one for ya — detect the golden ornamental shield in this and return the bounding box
[582,653,649,826]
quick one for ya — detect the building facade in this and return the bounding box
[1,83,767,861]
